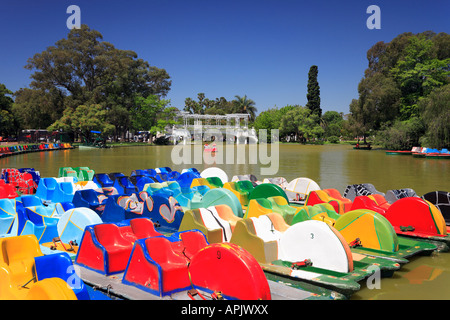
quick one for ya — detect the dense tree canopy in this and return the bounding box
[0,84,16,137]
[350,31,450,148]
[254,105,327,143]
[418,84,450,149]
[48,104,115,143]
[14,24,172,141]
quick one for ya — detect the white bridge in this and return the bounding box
[171,112,258,145]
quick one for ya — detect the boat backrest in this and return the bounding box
[145,236,184,264]
[0,235,42,266]
[178,230,208,259]
[198,207,232,242]
[0,198,16,216]
[130,218,162,239]
[94,223,133,248]
[285,177,320,201]
[250,215,283,243]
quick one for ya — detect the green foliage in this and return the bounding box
[349,72,402,135]
[232,95,257,121]
[132,95,168,131]
[48,104,115,142]
[327,136,340,144]
[375,117,425,150]
[25,25,171,102]
[151,106,180,135]
[0,84,16,136]
[130,95,179,142]
[254,105,295,132]
[306,65,321,119]
[16,24,171,141]
[390,35,450,119]
[13,88,65,130]
[350,31,450,147]
[279,105,324,142]
[418,84,450,149]
[322,111,344,138]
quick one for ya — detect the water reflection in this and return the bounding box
[353,253,450,300]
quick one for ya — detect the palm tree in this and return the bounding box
[232,95,257,121]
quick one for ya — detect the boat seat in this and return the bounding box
[267,196,300,224]
[93,173,114,188]
[250,215,283,243]
[129,218,162,239]
[72,189,104,211]
[206,177,224,188]
[20,206,59,243]
[145,236,190,294]
[0,265,77,300]
[214,204,241,231]
[229,218,279,264]
[323,189,352,212]
[198,207,233,242]
[94,223,134,274]
[177,230,208,259]
[351,196,387,214]
[306,189,349,214]
[223,181,252,207]
[34,252,89,300]
[368,194,391,210]
[245,198,273,219]
[0,235,43,285]
[385,188,418,204]
[0,198,16,234]
[0,183,19,199]
[284,177,320,202]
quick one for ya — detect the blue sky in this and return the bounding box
[0,0,449,115]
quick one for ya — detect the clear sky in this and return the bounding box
[0,0,448,115]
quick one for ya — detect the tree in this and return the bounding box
[354,31,450,123]
[13,88,65,129]
[418,84,450,148]
[21,24,171,140]
[151,106,180,137]
[131,95,172,142]
[279,105,324,142]
[254,105,296,133]
[25,25,171,102]
[0,84,16,137]
[184,93,208,115]
[306,65,321,120]
[375,117,425,150]
[232,95,257,121]
[390,35,450,119]
[322,111,344,138]
[48,104,115,143]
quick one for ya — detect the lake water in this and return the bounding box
[2,143,449,299]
